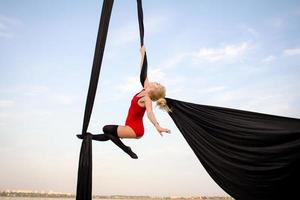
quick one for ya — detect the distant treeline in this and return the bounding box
[0,191,74,198]
[0,191,233,200]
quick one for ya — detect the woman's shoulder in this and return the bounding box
[136,88,145,97]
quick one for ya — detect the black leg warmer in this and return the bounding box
[103,125,138,159]
[92,134,110,141]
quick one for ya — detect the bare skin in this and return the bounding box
[117,46,170,139]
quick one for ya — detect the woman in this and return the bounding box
[78,47,171,159]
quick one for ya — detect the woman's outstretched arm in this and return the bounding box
[144,95,170,136]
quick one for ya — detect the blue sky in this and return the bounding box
[1,0,300,197]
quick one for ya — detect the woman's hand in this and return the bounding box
[140,45,146,54]
[155,124,171,136]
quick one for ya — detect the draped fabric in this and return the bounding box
[81,0,114,136]
[166,98,300,200]
[76,133,93,200]
[76,1,114,200]
[137,0,148,87]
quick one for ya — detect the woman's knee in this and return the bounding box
[103,125,118,135]
[102,125,110,133]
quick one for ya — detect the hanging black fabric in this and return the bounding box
[166,98,300,200]
[76,133,93,200]
[137,0,148,87]
[81,0,114,136]
[76,1,114,200]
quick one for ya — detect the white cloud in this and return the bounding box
[261,55,276,64]
[113,42,251,99]
[158,52,189,70]
[113,65,186,104]
[158,42,251,71]
[111,22,138,46]
[199,86,227,94]
[148,68,166,82]
[245,27,259,37]
[0,100,14,108]
[0,21,11,38]
[12,85,75,106]
[145,15,169,35]
[270,18,284,28]
[111,14,169,46]
[147,70,186,98]
[24,86,49,96]
[193,42,249,63]
[0,15,21,38]
[206,85,299,118]
[53,95,74,105]
[283,48,300,56]
[116,76,140,94]
[239,25,259,38]
[115,68,167,94]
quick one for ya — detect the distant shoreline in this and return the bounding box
[0,191,233,200]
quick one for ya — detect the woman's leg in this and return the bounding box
[77,125,136,141]
[103,125,138,159]
[117,125,137,138]
[92,134,110,141]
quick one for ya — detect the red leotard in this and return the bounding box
[125,90,146,137]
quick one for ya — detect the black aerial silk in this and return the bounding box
[76,0,300,200]
[76,0,114,200]
[137,0,148,87]
[165,98,300,200]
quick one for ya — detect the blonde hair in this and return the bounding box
[148,85,171,112]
